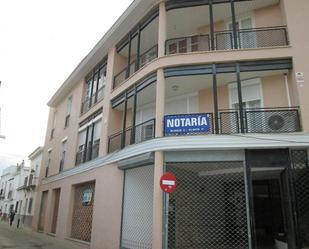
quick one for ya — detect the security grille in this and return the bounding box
[51,189,61,234]
[291,150,309,248]
[121,165,154,249]
[71,181,95,242]
[166,161,249,249]
[219,111,239,134]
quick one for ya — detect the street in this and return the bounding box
[0,221,87,249]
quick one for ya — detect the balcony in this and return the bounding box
[164,107,300,136]
[75,140,100,165]
[81,86,105,115]
[166,26,288,55]
[113,45,158,89]
[108,118,155,153]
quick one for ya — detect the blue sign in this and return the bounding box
[164,114,211,135]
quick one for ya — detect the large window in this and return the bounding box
[81,61,107,114]
[64,96,72,128]
[59,140,67,172]
[76,109,102,165]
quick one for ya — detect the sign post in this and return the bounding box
[160,172,177,249]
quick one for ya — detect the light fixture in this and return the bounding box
[172,85,179,91]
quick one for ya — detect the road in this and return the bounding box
[0,221,87,249]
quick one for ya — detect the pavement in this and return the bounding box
[0,221,88,249]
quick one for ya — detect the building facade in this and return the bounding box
[0,162,30,224]
[14,147,44,228]
[33,0,309,249]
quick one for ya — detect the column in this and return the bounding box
[100,47,117,156]
[158,0,167,57]
[155,69,165,137]
[281,0,309,131]
[152,151,164,249]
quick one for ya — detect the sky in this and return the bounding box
[0,0,133,174]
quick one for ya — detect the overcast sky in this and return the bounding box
[0,0,133,174]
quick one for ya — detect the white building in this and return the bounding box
[0,162,30,222]
[20,147,43,227]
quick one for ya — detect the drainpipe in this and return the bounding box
[284,73,291,107]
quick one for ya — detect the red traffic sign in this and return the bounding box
[160,172,177,193]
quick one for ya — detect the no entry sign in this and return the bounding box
[160,172,177,193]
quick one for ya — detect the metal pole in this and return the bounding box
[121,93,128,148]
[244,155,256,249]
[230,0,238,49]
[212,64,219,134]
[126,33,132,79]
[136,25,141,71]
[131,86,137,144]
[236,63,245,133]
[284,73,292,107]
[163,193,169,249]
[209,0,215,50]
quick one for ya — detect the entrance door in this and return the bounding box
[247,149,298,249]
[51,189,61,234]
[38,191,48,231]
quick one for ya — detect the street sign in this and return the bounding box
[160,172,177,193]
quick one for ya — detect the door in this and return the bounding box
[228,16,256,49]
[38,191,48,231]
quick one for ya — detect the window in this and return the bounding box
[81,61,107,114]
[59,141,66,172]
[45,150,52,178]
[28,198,33,214]
[229,78,263,132]
[76,109,102,165]
[65,97,72,128]
[50,111,57,140]
[226,14,256,49]
[24,176,28,187]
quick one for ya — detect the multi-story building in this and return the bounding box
[0,161,30,224]
[14,147,43,227]
[33,0,309,249]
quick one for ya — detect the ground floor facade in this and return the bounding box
[33,136,309,249]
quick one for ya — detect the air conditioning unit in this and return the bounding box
[141,124,154,142]
[266,112,300,133]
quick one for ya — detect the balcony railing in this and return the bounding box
[163,107,300,136]
[81,86,105,114]
[108,118,156,153]
[166,26,288,54]
[113,45,158,89]
[75,140,100,166]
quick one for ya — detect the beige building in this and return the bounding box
[33,0,309,249]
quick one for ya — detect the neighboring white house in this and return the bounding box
[0,148,43,227]
[0,162,30,223]
[20,147,43,227]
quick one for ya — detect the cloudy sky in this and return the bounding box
[0,0,133,174]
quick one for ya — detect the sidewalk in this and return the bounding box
[0,221,89,249]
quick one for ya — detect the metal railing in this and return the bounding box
[75,140,100,165]
[113,45,158,89]
[166,26,288,54]
[166,34,210,55]
[81,86,105,114]
[108,118,156,153]
[161,107,300,136]
[216,26,289,50]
